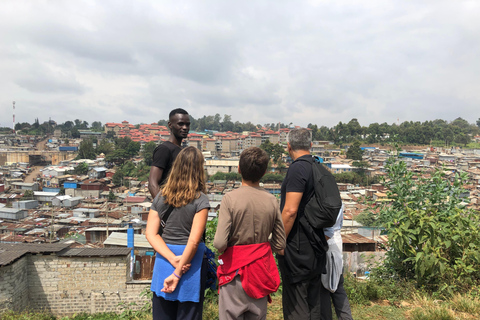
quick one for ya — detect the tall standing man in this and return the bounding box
[148,108,190,198]
[277,127,326,319]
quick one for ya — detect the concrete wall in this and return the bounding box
[0,257,29,312]
[1,254,150,317]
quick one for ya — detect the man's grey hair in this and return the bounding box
[287,128,312,151]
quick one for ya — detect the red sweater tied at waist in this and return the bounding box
[217,242,280,300]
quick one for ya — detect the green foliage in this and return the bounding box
[112,170,124,186]
[106,137,141,164]
[22,190,34,199]
[116,286,152,319]
[205,218,218,251]
[142,141,157,166]
[0,310,56,319]
[210,171,241,181]
[71,127,80,138]
[346,140,364,160]
[113,161,150,185]
[210,172,226,181]
[225,172,241,181]
[74,162,89,175]
[260,173,285,182]
[343,272,416,305]
[333,172,380,186]
[91,121,103,132]
[355,210,378,227]
[259,140,285,163]
[96,139,114,157]
[108,191,116,201]
[76,139,96,160]
[378,157,480,294]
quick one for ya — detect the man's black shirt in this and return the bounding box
[279,154,323,284]
[151,141,182,186]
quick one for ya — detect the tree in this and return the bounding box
[346,141,363,161]
[23,190,34,200]
[352,160,369,174]
[106,149,129,165]
[63,121,74,130]
[225,172,241,181]
[96,139,114,156]
[441,127,454,145]
[142,141,157,166]
[77,139,96,160]
[71,127,80,138]
[221,115,234,132]
[74,162,89,175]
[454,133,470,146]
[108,190,116,201]
[91,121,103,132]
[346,118,362,141]
[126,141,141,158]
[260,140,285,164]
[261,173,285,182]
[112,171,124,186]
[210,172,226,181]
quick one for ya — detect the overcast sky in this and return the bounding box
[1,0,479,129]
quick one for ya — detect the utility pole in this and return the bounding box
[50,204,54,242]
[13,101,15,135]
[106,201,109,241]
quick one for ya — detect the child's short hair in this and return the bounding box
[239,147,270,182]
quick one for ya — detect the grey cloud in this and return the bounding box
[15,75,86,95]
[2,0,480,127]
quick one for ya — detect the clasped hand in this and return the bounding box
[161,255,190,293]
[170,255,191,273]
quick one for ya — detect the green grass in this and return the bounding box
[3,283,480,320]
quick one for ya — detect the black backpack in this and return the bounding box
[296,156,342,254]
[297,155,342,229]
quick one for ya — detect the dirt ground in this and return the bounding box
[24,165,42,183]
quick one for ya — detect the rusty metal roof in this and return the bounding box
[342,233,377,244]
[57,248,131,257]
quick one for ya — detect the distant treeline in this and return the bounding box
[13,115,480,146]
[14,119,103,137]
[307,117,480,146]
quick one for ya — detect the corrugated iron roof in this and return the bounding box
[57,247,131,257]
[0,248,29,266]
[342,233,376,244]
[0,242,72,266]
[0,242,71,253]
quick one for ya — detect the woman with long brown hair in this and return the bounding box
[146,146,209,320]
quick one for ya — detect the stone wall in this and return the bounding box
[0,257,29,312]
[1,254,151,317]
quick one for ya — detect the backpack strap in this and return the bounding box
[159,205,174,236]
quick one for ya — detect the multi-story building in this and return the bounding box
[244,134,262,148]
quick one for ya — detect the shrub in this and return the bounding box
[378,157,480,295]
